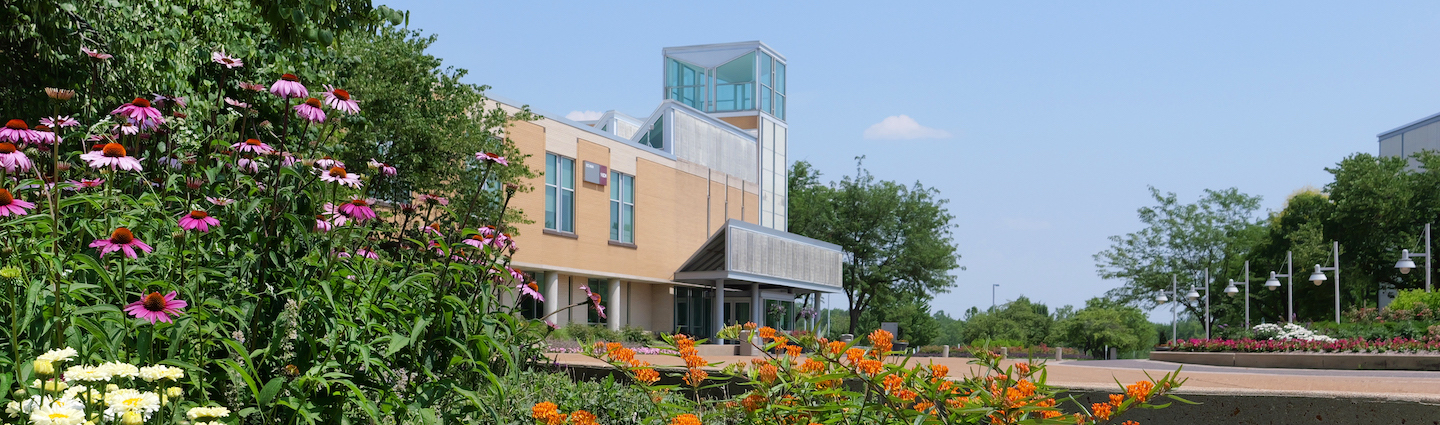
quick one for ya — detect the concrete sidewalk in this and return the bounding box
[548,353,1440,402]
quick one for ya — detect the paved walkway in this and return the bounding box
[549,353,1440,402]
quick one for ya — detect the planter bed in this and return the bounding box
[1150,350,1440,371]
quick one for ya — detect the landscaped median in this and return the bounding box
[1150,350,1440,370]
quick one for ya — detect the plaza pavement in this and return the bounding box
[548,353,1440,402]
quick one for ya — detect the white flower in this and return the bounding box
[29,404,85,425]
[37,347,78,363]
[30,379,68,392]
[63,365,111,382]
[186,406,232,421]
[97,362,139,379]
[138,365,184,382]
[102,389,159,421]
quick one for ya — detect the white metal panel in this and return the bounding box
[727,228,843,288]
[672,109,758,181]
[1403,122,1440,157]
[1379,135,1403,158]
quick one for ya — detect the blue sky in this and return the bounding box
[382,1,1440,320]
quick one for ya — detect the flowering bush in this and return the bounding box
[1171,337,1440,353]
[0,45,574,424]
[546,326,1187,425]
[1251,323,1335,342]
[6,347,217,425]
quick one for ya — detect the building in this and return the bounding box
[1378,111,1440,163]
[493,41,844,343]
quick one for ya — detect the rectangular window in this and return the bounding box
[545,153,575,232]
[587,278,608,325]
[610,173,635,243]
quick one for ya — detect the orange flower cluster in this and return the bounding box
[634,367,659,384]
[868,329,893,357]
[670,413,701,425]
[857,359,883,375]
[675,334,709,386]
[1122,421,1140,425]
[756,326,777,340]
[595,341,660,385]
[1125,380,1154,402]
[1014,362,1031,376]
[827,340,847,355]
[930,364,949,379]
[799,358,826,373]
[742,393,767,411]
[1109,394,1124,406]
[1091,402,1113,421]
[882,374,904,392]
[758,363,779,383]
[845,348,864,364]
[531,402,566,425]
[570,410,598,425]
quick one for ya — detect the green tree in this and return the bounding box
[788,158,962,336]
[932,310,966,346]
[1051,298,1156,358]
[1094,187,1265,331]
[960,296,1054,346]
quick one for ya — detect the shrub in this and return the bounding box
[482,370,679,425]
[1393,289,1440,310]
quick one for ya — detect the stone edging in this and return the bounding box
[1149,351,1440,371]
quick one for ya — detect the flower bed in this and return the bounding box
[1171,337,1440,353]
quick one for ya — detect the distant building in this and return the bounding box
[489,42,842,343]
[1378,112,1440,161]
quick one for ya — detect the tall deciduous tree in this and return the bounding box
[1051,298,1155,358]
[788,158,961,336]
[1094,187,1265,329]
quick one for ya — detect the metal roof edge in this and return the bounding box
[723,219,844,252]
[1378,110,1440,139]
[484,93,677,160]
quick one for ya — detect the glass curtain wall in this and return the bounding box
[666,59,707,110]
[714,52,755,112]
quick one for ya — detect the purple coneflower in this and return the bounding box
[518,281,544,301]
[270,74,308,99]
[0,188,35,216]
[224,97,250,109]
[423,223,443,236]
[399,203,416,215]
[293,97,326,123]
[462,234,491,248]
[475,152,509,166]
[124,291,186,324]
[318,166,362,188]
[115,122,139,135]
[314,214,334,232]
[211,51,243,68]
[111,98,165,129]
[235,157,261,173]
[178,210,220,233]
[276,152,297,167]
[41,116,79,128]
[206,196,235,206]
[68,179,105,190]
[0,142,33,172]
[238,81,266,92]
[80,143,143,171]
[90,227,154,258]
[339,197,378,222]
[233,138,273,154]
[315,157,344,169]
[367,159,396,176]
[152,94,186,108]
[81,46,112,60]
[323,202,349,227]
[30,125,56,145]
[418,194,449,206]
[322,85,360,115]
[0,120,39,144]
[580,285,607,319]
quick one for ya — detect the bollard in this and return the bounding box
[999,347,1008,359]
[942,345,950,358]
[1055,346,1063,361]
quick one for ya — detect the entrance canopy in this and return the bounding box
[674,219,844,294]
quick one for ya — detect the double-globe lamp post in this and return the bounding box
[1307,241,1341,324]
[1156,271,1213,340]
[1395,223,1432,293]
[1155,276,1178,344]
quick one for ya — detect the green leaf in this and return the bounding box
[258,377,285,406]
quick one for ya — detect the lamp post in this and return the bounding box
[1224,261,1256,329]
[1155,275,1178,344]
[1308,241,1341,323]
[992,284,999,310]
[1186,269,1212,339]
[1265,251,1294,323]
[1395,223,1432,293]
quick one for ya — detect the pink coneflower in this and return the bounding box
[507,267,526,282]
[518,281,544,301]
[68,179,105,190]
[115,122,139,135]
[270,74,308,99]
[238,81,266,92]
[157,154,187,170]
[0,142,33,172]
[367,159,396,176]
[90,227,154,258]
[80,143,143,171]
[0,188,35,216]
[211,50,243,68]
[293,97,325,123]
[233,138,273,154]
[152,94,186,108]
[111,98,165,129]
[178,210,220,232]
[276,152,297,167]
[315,157,344,169]
[462,234,491,248]
[323,202,349,227]
[31,125,56,145]
[224,97,250,109]
[475,152,509,166]
[81,46,112,60]
[322,85,360,115]
[418,194,449,206]
[580,285,607,319]
[235,157,261,173]
[314,214,334,232]
[339,197,378,222]
[356,248,378,259]
[124,291,186,324]
[206,196,235,206]
[41,116,79,128]
[0,119,39,144]
[422,223,443,236]
[495,233,517,252]
[318,166,362,188]
[399,203,416,214]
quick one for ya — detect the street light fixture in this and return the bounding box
[1268,251,1295,323]
[1156,275,1178,344]
[992,283,999,310]
[1225,261,1257,329]
[1393,223,1432,293]
[1309,241,1341,323]
[1183,269,1212,339]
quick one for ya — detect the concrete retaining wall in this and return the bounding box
[1150,351,1440,371]
[1065,388,1440,425]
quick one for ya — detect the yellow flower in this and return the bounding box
[166,387,183,399]
[120,411,143,425]
[33,360,56,376]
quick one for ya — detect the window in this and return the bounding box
[774,61,786,120]
[545,153,575,233]
[636,116,664,150]
[714,52,755,112]
[674,288,711,336]
[587,278,608,325]
[759,52,773,116]
[610,172,635,243]
[666,58,707,110]
[765,299,795,330]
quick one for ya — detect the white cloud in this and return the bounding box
[1002,218,1051,231]
[565,110,604,121]
[862,115,952,140]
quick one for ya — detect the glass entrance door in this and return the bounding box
[674,288,711,337]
